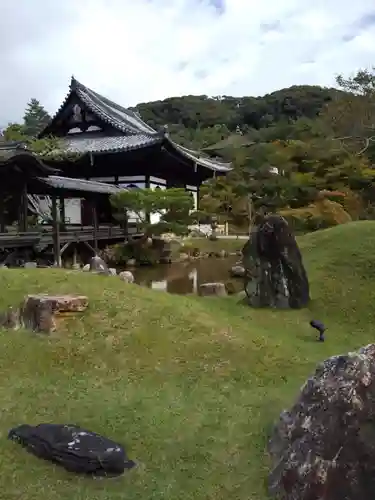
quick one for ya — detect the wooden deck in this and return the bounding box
[0,225,136,250]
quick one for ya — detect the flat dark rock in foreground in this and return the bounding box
[8,423,135,477]
[268,344,375,499]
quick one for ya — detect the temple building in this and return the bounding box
[40,77,231,224]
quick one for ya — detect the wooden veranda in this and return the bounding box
[0,152,129,266]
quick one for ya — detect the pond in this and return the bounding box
[130,256,243,295]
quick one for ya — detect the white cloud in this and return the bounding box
[1,0,375,124]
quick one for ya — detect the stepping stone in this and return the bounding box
[0,294,89,334]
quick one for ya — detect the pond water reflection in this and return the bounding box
[131,256,242,295]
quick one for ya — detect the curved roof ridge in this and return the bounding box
[41,76,159,137]
[72,78,157,136]
[169,139,231,167]
[87,86,156,134]
[165,137,232,172]
[38,78,75,137]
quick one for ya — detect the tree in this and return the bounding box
[23,98,51,137]
[110,188,194,236]
[336,68,375,95]
[1,122,80,162]
[199,172,262,234]
[320,68,375,157]
[2,123,28,141]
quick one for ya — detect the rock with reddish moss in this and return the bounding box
[268,344,375,499]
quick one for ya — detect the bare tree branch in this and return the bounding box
[357,137,373,155]
[333,135,375,155]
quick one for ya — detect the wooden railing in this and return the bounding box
[50,226,125,243]
[0,225,131,249]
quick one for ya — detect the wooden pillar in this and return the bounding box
[145,174,151,224]
[51,196,61,267]
[19,184,28,232]
[72,246,78,267]
[59,196,66,229]
[0,196,5,233]
[92,200,98,253]
[123,209,129,239]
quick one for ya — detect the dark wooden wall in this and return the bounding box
[48,146,213,188]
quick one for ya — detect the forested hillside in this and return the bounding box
[133,85,343,149]
[134,71,375,233]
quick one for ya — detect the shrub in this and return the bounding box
[100,238,182,266]
[280,199,352,233]
[99,244,131,266]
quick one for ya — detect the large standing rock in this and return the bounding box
[268,344,375,500]
[89,255,109,275]
[242,214,309,308]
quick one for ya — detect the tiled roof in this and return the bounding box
[42,77,232,172]
[71,78,159,136]
[166,140,232,172]
[0,141,28,160]
[0,141,27,151]
[38,175,124,194]
[63,133,161,154]
[0,151,60,176]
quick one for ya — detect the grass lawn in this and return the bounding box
[1,221,375,499]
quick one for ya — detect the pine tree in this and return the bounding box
[23,98,51,137]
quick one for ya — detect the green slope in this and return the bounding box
[0,221,374,500]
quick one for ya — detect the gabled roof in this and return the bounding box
[70,78,158,135]
[40,77,163,139]
[41,77,232,173]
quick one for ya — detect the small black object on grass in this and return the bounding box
[8,423,135,477]
[310,319,326,342]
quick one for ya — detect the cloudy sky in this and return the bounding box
[1,0,375,125]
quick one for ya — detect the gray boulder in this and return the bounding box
[119,271,134,283]
[269,344,375,500]
[230,264,245,278]
[24,262,37,269]
[89,256,109,275]
[199,282,227,297]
